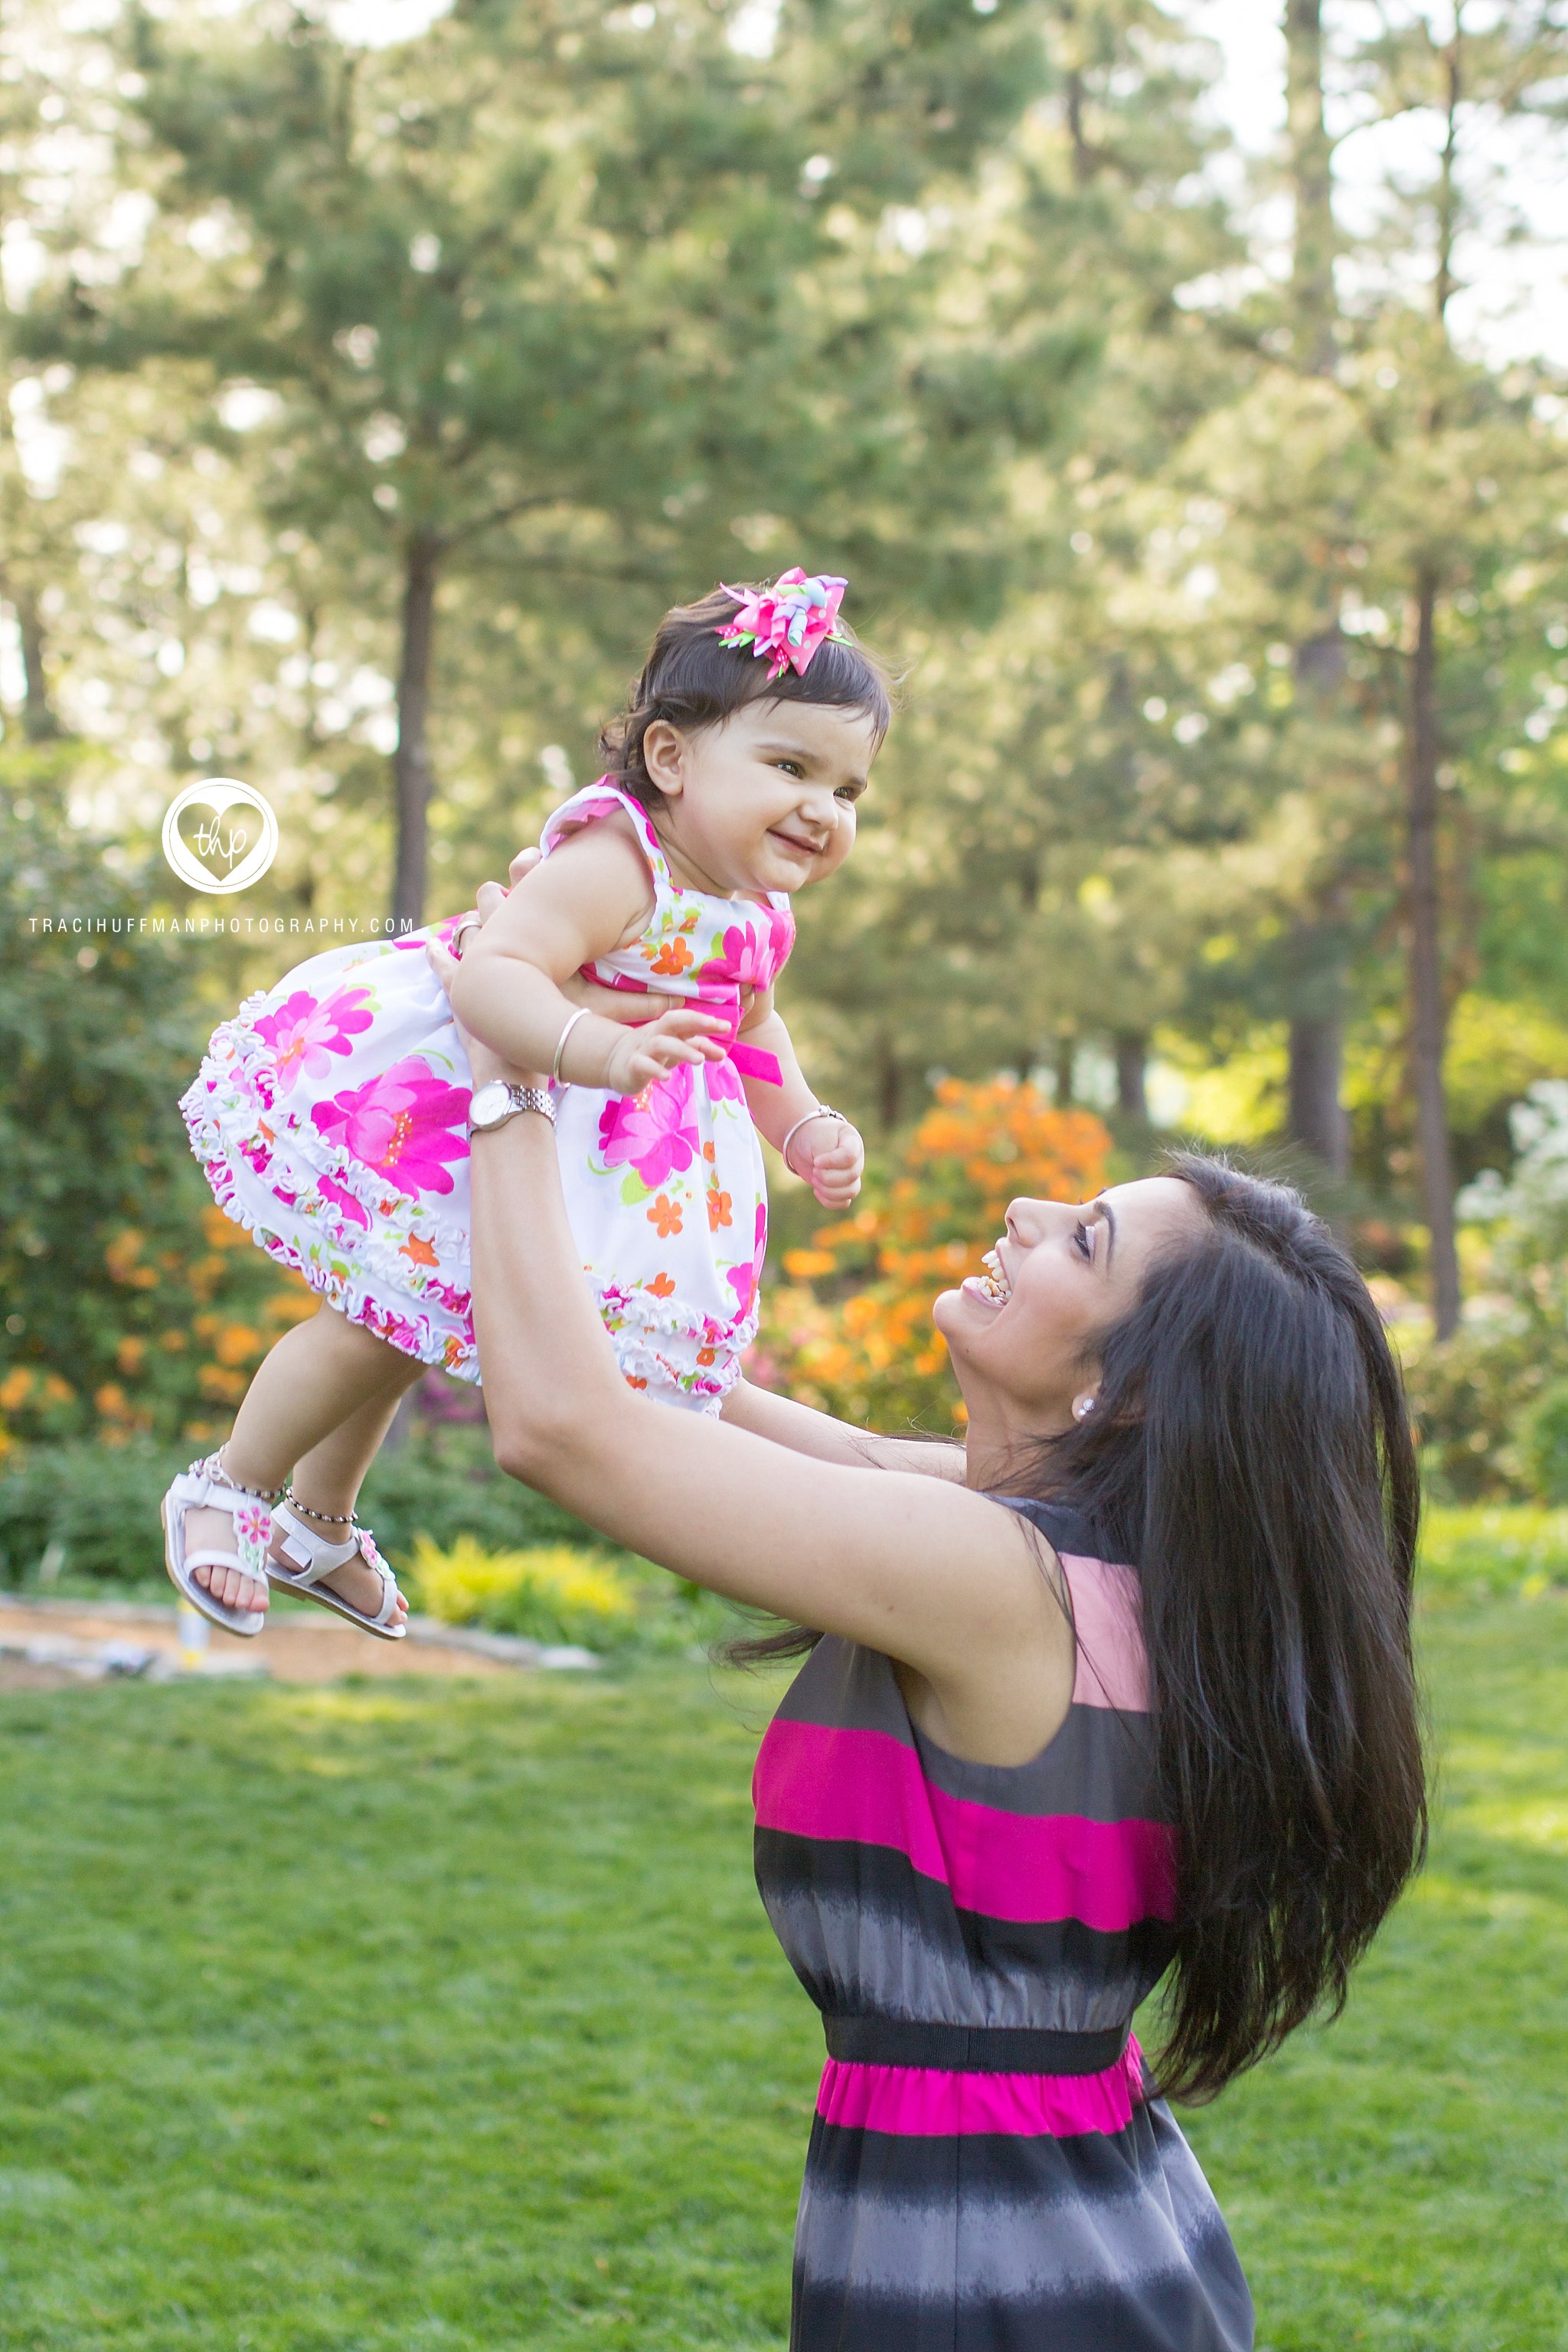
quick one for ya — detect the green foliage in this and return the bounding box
[0,1439,186,1588]
[0,779,303,1449]
[404,1526,739,1656]
[354,1423,593,1566]
[1419,1504,1568,1602]
[0,1605,1563,2345]
[1521,1381,1568,1509]
[1401,1314,1568,1501]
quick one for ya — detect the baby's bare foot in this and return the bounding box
[185,1504,271,1616]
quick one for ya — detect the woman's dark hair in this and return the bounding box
[1024,1155,1426,2102]
[599,583,893,808]
[729,1154,1426,2105]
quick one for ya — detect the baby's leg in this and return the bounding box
[273,1363,426,1620]
[184,1308,417,1615]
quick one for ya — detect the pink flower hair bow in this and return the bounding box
[716,567,850,682]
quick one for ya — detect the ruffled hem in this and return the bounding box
[184,1023,757,1407]
[193,1151,482,1380]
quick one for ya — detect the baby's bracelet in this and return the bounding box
[780,1104,845,1179]
[552,1006,593,1087]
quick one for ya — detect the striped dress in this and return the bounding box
[751,1499,1255,2351]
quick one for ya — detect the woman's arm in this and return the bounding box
[720,1377,967,1479]
[457,1042,1067,1759]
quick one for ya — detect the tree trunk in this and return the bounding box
[876,1037,903,1135]
[1285,0,1337,374]
[1282,0,1350,1169]
[1287,1012,1348,1174]
[14,584,57,740]
[1054,1034,1075,1109]
[1406,567,1460,1338]
[1114,1033,1148,1122]
[391,533,440,929]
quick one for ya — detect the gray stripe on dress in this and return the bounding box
[763,1880,1155,2033]
[796,2158,1227,2306]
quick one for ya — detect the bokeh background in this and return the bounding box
[2,5,1567,2350]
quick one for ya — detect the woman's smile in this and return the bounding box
[962,1242,1014,1309]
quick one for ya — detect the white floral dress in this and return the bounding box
[181,780,796,1411]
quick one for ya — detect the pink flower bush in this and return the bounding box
[253,986,375,1096]
[596,1063,701,1189]
[311,1057,471,1199]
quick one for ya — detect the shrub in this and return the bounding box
[407,1536,640,1649]
[1521,1379,1568,1507]
[355,1427,593,1563]
[0,1426,600,1591]
[0,1439,188,1586]
[1400,1312,1568,1501]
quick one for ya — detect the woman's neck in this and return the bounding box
[960,1391,1070,1494]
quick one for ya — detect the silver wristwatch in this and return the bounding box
[467,1080,556,1138]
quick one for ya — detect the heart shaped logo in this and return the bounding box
[162,779,279,895]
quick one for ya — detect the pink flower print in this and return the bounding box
[358,1527,384,1572]
[311,1057,471,1199]
[702,923,768,992]
[596,1062,700,1189]
[317,1173,371,1231]
[234,1501,272,1575]
[726,1200,769,1316]
[253,986,375,1096]
[707,1055,746,1106]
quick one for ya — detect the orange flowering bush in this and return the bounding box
[759,1080,1112,1432]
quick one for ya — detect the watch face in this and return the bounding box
[469,1080,513,1129]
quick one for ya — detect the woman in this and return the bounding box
[426,903,1425,2352]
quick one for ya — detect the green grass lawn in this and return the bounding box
[0,1597,1563,2350]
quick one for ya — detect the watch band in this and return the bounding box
[468,1083,556,1138]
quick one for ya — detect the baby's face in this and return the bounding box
[645,699,878,898]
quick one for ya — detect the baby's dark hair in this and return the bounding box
[599,583,894,810]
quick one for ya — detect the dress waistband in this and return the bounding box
[822,2015,1130,2076]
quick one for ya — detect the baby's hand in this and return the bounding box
[791,1112,865,1209]
[602,1008,728,1099]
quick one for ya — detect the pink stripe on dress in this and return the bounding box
[815,2034,1145,2140]
[753,1720,1176,1929]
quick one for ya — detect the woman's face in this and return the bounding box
[933,1177,1204,1436]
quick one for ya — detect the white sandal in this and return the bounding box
[267,1498,407,1642]
[161,1453,279,1638]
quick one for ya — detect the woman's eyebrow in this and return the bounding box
[1096,1197,1117,1269]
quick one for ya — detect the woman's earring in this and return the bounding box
[1072,1393,1096,1423]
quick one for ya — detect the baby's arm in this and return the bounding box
[449,822,724,1096]
[740,991,864,1207]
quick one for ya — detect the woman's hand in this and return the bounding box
[790,1112,867,1209]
